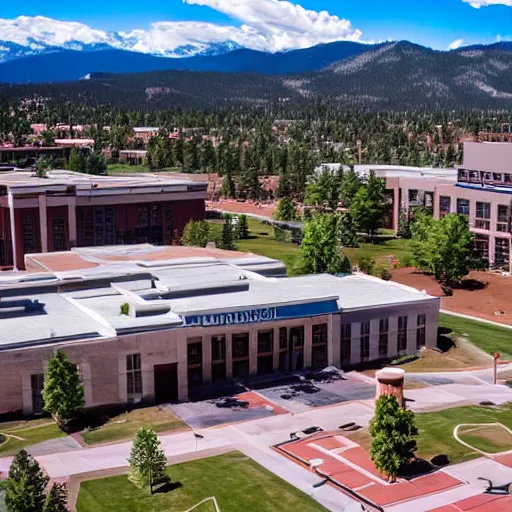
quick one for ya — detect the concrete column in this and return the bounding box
[68,201,77,248]
[203,335,212,384]
[80,360,93,407]
[176,331,188,401]
[118,355,128,404]
[388,316,398,357]
[21,373,33,415]
[8,193,18,271]
[350,323,361,365]
[331,315,341,368]
[272,327,280,371]
[393,187,400,234]
[226,333,233,379]
[369,319,380,361]
[304,319,313,369]
[249,329,258,376]
[38,195,48,252]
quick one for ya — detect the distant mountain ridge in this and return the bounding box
[1,40,511,110]
[0,41,371,84]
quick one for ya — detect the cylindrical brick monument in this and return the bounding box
[375,367,406,408]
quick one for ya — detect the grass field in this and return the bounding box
[76,452,327,512]
[439,313,512,360]
[81,407,187,445]
[346,403,512,465]
[458,424,512,454]
[209,218,411,276]
[0,419,65,456]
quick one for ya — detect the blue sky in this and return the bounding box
[0,0,511,52]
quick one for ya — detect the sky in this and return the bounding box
[0,0,511,54]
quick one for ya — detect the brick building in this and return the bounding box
[0,245,439,416]
[0,170,207,270]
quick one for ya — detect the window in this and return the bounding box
[258,330,273,354]
[232,333,249,359]
[279,327,288,350]
[31,374,44,414]
[416,314,426,349]
[457,199,470,216]
[379,318,389,358]
[126,354,142,402]
[212,336,226,362]
[360,321,370,361]
[439,196,451,217]
[341,324,351,363]
[312,324,328,345]
[475,202,491,230]
[212,336,226,382]
[497,205,509,233]
[495,238,510,269]
[398,316,408,352]
[187,341,203,366]
[187,340,203,388]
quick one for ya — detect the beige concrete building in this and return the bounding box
[0,245,439,417]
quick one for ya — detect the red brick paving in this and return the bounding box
[278,432,464,508]
[430,494,512,511]
[235,391,288,415]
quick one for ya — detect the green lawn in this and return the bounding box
[209,218,411,276]
[0,420,65,456]
[348,403,512,465]
[81,407,187,446]
[439,313,512,360]
[76,452,327,512]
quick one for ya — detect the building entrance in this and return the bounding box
[154,363,179,404]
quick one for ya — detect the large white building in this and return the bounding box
[0,244,439,416]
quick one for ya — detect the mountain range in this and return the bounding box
[1,41,511,110]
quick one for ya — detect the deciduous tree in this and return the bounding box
[369,395,418,482]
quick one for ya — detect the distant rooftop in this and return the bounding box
[0,169,207,196]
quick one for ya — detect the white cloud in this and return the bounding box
[448,39,464,50]
[463,0,512,8]
[0,1,364,57]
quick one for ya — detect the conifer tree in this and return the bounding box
[42,351,85,426]
[128,428,170,495]
[5,450,49,512]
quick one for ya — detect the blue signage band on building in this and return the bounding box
[183,299,339,327]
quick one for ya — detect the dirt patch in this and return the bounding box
[392,268,512,325]
[207,199,276,218]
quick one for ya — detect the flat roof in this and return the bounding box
[0,169,207,195]
[0,245,437,350]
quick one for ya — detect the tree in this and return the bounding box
[339,167,362,208]
[338,212,358,247]
[351,170,387,237]
[273,198,298,221]
[68,148,86,173]
[42,483,68,512]
[85,152,107,175]
[128,428,170,495]
[220,214,236,250]
[5,450,49,512]
[411,213,475,287]
[181,220,212,247]
[237,215,249,240]
[304,169,341,212]
[42,351,85,426]
[297,214,352,275]
[369,395,418,482]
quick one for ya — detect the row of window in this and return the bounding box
[440,197,510,232]
[341,314,426,363]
